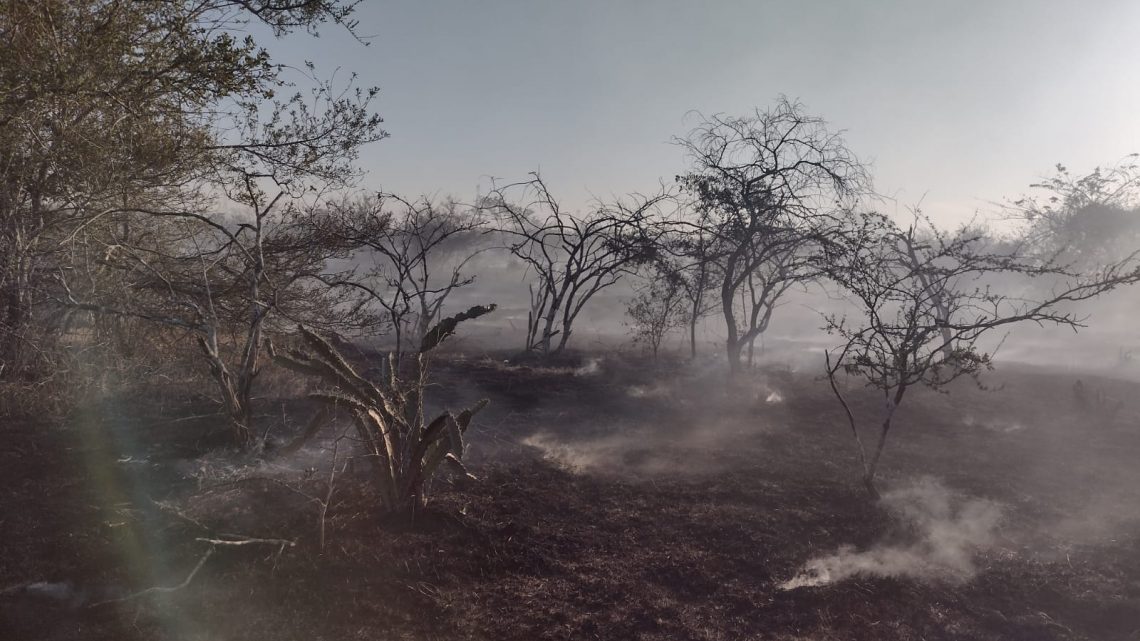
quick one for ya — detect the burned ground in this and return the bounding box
[2,352,1139,640]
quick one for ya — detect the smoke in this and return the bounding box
[574,357,603,377]
[521,430,663,473]
[781,478,1002,590]
[519,368,791,475]
[521,418,764,476]
[626,383,671,399]
[175,443,332,489]
[961,413,1026,434]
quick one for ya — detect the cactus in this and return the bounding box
[268,305,495,514]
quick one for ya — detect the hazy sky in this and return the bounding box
[268,0,1140,224]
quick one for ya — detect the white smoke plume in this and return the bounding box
[574,357,603,377]
[781,478,1002,590]
[521,430,654,472]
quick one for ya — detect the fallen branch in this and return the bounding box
[89,535,295,608]
[89,547,214,607]
[195,536,296,548]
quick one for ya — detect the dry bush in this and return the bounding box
[0,318,188,418]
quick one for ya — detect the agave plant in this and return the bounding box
[268,304,495,514]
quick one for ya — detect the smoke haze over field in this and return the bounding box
[8,1,1140,639]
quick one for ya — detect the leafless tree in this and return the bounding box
[486,173,672,355]
[823,211,1140,497]
[675,97,870,373]
[316,194,486,362]
[661,229,720,360]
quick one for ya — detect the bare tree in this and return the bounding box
[662,229,720,360]
[316,194,486,362]
[487,173,671,355]
[823,211,1140,497]
[675,97,870,373]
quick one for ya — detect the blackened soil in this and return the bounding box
[2,353,1139,640]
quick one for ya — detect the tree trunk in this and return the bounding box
[726,339,744,374]
[540,306,559,354]
[689,313,698,360]
[688,279,705,361]
[0,264,32,377]
[723,279,742,373]
[198,331,255,451]
[553,327,571,353]
[525,308,537,352]
[861,385,906,498]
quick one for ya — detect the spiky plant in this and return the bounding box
[267,304,495,514]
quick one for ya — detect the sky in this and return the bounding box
[265,0,1140,225]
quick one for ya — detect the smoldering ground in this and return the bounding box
[8,290,1140,641]
[780,478,1002,589]
[510,356,797,476]
[480,344,1140,586]
[7,340,1140,640]
[505,368,1009,590]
